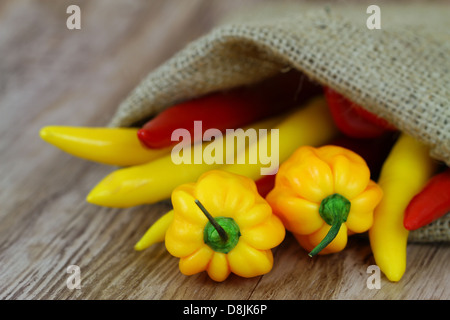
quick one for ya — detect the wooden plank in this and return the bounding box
[250,235,450,300]
[0,0,448,300]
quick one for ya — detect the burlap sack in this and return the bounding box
[108,2,450,242]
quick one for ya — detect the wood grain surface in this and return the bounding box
[0,0,448,300]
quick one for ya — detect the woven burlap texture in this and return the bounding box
[108,2,450,242]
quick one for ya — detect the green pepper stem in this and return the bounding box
[195,199,228,242]
[308,215,344,257]
[308,193,351,257]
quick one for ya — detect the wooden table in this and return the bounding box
[1,0,448,300]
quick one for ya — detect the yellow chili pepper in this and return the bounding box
[39,126,170,166]
[134,210,174,251]
[369,133,437,282]
[223,96,338,180]
[86,116,281,207]
[87,97,336,208]
[266,145,383,256]
[164,170,285,282]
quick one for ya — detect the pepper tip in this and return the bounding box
[39,126,51,141]
[86,191,112,207]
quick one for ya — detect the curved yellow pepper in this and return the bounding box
[39,126,170,166]
[369,133,437,282]
[87,97,336,208]
[86,116,281,208]
[134,210,174,251]
[165,170,285,282]
[223,96,338,180]
[266,145,383,256]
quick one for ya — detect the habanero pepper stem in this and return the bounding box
[308,194,351,257]
[195,199,229,243]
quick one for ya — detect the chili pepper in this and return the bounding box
[134,210,174,251]
[403,168,450,231]
[255,174,276,198]
[266,145,383,256]
[369,133,437,282]
[324,87,396,138]
[164,170,285,282]
[222,96,338,180]
[87,97,336,208]
[137,69,322,149]
[86,116,281,208]
[39,126,170,166]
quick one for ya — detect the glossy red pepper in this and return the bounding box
[324,87,397,138]
[255,173,276,198]
[137,70,322,149]
[404,168,450,230]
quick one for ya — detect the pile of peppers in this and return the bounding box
[40,71,449,283]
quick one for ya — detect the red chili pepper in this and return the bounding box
[404,168,450,231]
[324,87,397,138]
[137,70,322,149]
[255,173,276,198]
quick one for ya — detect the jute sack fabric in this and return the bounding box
[108,2,450,242]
